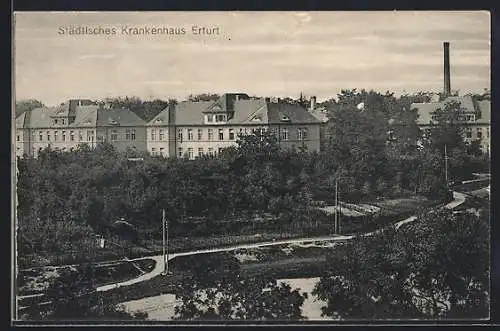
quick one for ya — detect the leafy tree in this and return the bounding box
[187,93,220,102]
[20,264,148,320]
[313,207,489,319]
[15,99,45,117]
[173,253,307,320]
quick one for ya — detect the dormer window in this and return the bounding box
[216,114,227,122]
[155,118,163,124]
[280,115,290,122]
[252,116,261,122]
[109,118,119,125]
[54,119,58,125]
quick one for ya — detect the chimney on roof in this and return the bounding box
[443,42,451,98]
[310,96,316,111]
[78,100,82,106]
[265,97,270,103]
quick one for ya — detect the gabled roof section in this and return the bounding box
[175,101,214,125]
[147,107,171,126]
[70,105,99,127]
[96,108,146,127]
[267,102,322,124]
[230,99,268,124]
[309,109,329,123]
[15,112,27,129]
[21,107,59,128]
[412,102,441,125]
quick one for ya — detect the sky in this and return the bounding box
[14,11,490,106]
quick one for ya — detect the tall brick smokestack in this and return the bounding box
[443,42,451,98]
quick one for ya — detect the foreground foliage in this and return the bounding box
[313,207,489,319]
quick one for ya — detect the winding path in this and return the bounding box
[96,191,467,292]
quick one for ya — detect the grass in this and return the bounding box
[18,259,157,297]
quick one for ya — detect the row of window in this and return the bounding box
[17,129,138,143]
[150,147,225,159]
[110,129,137,141]
[464,127,490,139]
[171,127,309,142]
[27,130,95,143]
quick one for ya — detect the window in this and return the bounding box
[477,128,483,140]
[178,147,183,158]
[188,148,194,160]
[188,129,193,141]
[298,128,309,141]
[70,131,74,141]
[218,129,224,140]
[131,129,136,140]
[111,130,118,141]
[206,114,213,123]
[79,131,83,141]
[125,129,131,140]
[159,129,165,141]
[229,129,235,140]
[465,127,472,138]
[54,131,59,141]
[177,129,183,142]
[281,128,289,141]
[159,148,165,157]
[151,148,157,156]
[87,130,94,142]
[198,148,204,157]
[208,129,214,141]
[208,148,214,156]
[54,119,58,125]
[487,128,490,138]
[197,129,203,140]
[62,131,66,141]
[239,128,244,136]
[216,114,226,122]
[151,129,156,141]
[16,135,20,142]
[218,147,224,155]
[39,131,43,141]
[62,119,65,125]
[47,131,51,141]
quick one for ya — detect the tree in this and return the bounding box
[313,207,489,319]
[16,99,45,117]
[173,253,308,320]
[20,264,148,320]
[187,93,220,102]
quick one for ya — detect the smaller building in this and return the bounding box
[412,95,491,155]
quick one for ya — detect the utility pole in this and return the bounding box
[337,180,341,234]
[444,144,449,185]
[162,208,167,275]
[334,179,338,234]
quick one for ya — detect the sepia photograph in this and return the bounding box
[13,11,491,323]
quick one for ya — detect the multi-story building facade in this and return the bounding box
[146,93,322,158]
[412,95,491,155]
[15,99,146,158]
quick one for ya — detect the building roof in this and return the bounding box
[309,108,329,123]
[96,108,146,127]
[15,103,145,129]
[412,95,490,125]
[152,93,322,126]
